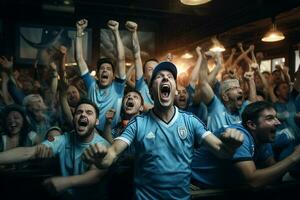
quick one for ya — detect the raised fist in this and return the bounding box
[125,21,138,32]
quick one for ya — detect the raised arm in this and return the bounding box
[207,52,223,86]
[234,144,300,188]
[244,71,257,102]
[57,46,73,126]
[189,47,203,88]
[102,109,116,144]
[125,21,143,81]
[197,48,215,105]
[107,20,126,79]
[237,43,253,66]
[1,71,14,105]
[75,19,89,75]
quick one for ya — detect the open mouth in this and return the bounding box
[78,117,88,126]
[236,95,243,101]
[160,84,170,99]
[101,72,109,80]
[126,100,134,108]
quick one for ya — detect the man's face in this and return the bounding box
[73,103,98,138]
[97,63,114,88]
[144,60,158,82]
[272,70,282,83]
[6,111,24,135]
[276,83,290,100]
[223,86,244,110]
[255,108,281,143]
[122,91,143,115]
[67,85,80,107]
[174,85,189,109]
[151,70,176,108]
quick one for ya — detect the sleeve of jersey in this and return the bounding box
[81,71,95,89]
[135,77,144,90]
[207,95,221,113]
[42,135,65,155]
[114,119,137,146]
[192,116,212,145]
[113,77,126,94]
[231,135,253,162]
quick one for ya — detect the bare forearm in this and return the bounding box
[132,32,143,80]
[245,155,299,188]
[0,147,36,164]
[75,35,89,74]
[247,79,257,102]
[113,30,126,78]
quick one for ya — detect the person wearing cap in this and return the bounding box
[196,49,257,132]
[0,99,110,199]
[191,101,300,189]
[76,19,126,132]
[83,61,244,200]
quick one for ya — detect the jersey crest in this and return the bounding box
[178,126,187,140]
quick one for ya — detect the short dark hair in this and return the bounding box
[273,81,289,97]
[74,98,99,118]
[241,101,275,128]
[143,58,159,73]
[123,88,144,106]
[96,58,115,73]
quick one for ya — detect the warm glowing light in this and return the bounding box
[126,62,132,67]
[209,36,225,52]
[209,45,225,52]
[261,24,285,42]
[65,62,77,67]
[90,70,96,76]
[180,0,212,6]
[181,52,193,59]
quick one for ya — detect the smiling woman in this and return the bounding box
[1,104,38,152]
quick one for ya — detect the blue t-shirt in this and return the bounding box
[191,123,273,188]
[42,131,110,196]
[135,77,154,106]
[207,95,249,132]
[116,107,210,200]
[82,72,125,131]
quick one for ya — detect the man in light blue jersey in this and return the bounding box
[192,101,300,189]
[76,19,126,131]
[83,61,244,200]
[0,99,110,199]
[196,49,257,132]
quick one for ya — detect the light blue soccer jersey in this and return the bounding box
[207,95,249,132]
[116,107,211,200]
[191,123,273,188]
[135,77,154,106]
[42,131,110,196]
[42,131,110,177]
[82,72,125,131]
